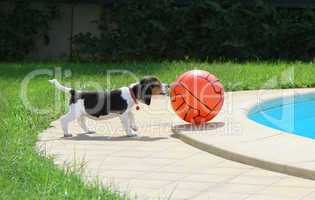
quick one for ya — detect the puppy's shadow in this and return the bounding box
[65,133,168,142]
[172,122,225,132]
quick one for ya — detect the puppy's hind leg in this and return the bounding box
[60,103,82,137]
[78,116,94,134]
[60,112,76,137]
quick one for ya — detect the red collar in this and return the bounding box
[128,87,140,110]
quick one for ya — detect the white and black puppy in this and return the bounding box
[49,76,168,137]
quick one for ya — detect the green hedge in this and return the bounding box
[0,1,58,61]
[73,0,315,61]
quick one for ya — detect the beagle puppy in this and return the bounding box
[49,76,169,137]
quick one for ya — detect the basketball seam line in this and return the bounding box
[174,93,200,111]
[176,94,203,121]
[196,76,222,94]
[175,94,215,122]
[177,79,223,111]
[172,85,223,121]
[173,87,221,117]
[176,82,214,112]
[175,101,185,111]
[173,86,223,114]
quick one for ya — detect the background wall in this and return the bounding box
[1,0,315,61]
[30,3,101,60]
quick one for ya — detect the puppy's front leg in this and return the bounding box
[120,112,137,137]
[128,112,138,131]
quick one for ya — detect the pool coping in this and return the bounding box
[171,88,315,180]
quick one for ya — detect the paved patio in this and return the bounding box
[37,94,315,200]
[173,88,315,180]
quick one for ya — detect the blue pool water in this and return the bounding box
[248,93,315,139]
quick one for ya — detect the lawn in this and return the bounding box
[1,61,315,199]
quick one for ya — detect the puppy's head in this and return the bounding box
[138,76,169,105]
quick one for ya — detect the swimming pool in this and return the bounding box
[248,93,315,139]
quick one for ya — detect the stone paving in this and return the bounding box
[173,88,315,180]
[37,96,315,200]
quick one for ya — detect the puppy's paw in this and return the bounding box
[63,134,73,138]
[127,134,138,137]
[131,126,138,131]
[127,130,138,137]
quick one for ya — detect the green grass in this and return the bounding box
[1,61,315,199]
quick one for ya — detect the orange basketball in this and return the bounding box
[170,70,224,125]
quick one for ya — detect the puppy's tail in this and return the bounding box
[49,79,72,93]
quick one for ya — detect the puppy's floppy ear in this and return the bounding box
[143,86,152,105]
[140,78,148,86]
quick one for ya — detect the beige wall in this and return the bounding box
[0,2,101,60]
[33,3,101,60]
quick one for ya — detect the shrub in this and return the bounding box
[73,0,315,61]
[0,0,59,61]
